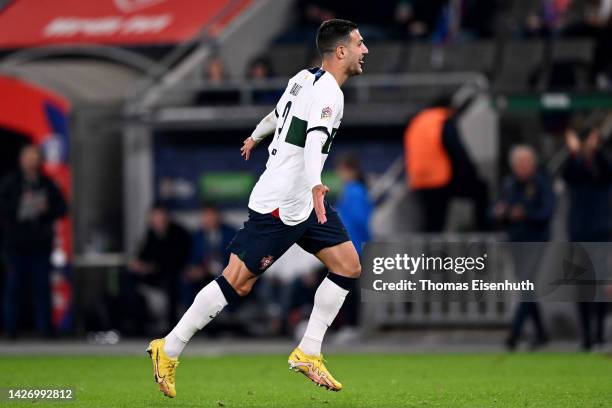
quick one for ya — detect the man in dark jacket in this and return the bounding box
[563,128,611,350]
[0,145,67,338]
[181,203,236,310]
[126,203,191,332]
[494,145,554,350]
[494,146,555,242]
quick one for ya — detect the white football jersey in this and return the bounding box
[248,67,344,225]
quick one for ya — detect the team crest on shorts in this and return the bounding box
[321,106,332,119]
[260,255,275,270]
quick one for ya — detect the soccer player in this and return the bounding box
[147,19,368,398]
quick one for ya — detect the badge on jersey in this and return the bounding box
[321,106,333,119]
[260,255,275,270]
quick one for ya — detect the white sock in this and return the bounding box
[298,277,349,357]
[164,280,228,358]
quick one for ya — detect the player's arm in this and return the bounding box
[304,129,329,224]
[241,109,278,160]
[305,84,341,223]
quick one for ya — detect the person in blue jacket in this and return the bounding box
[335,153,372,256]
[181,203,236,310]
[494,146,555,243]
[493,145,555,350]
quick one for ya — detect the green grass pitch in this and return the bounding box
[2,353,611,407]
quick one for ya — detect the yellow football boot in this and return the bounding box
[288,347,343,391]
[146,338,179,398]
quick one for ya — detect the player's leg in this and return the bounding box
[161,209,296,356]
[289,203,360,391]
[148,208,301,398]
[298,241,361,357]
[164,254,258,357]
[148,255,257,398]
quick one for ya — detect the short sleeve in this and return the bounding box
[306,86,342,137]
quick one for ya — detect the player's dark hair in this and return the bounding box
[316,19,358,57]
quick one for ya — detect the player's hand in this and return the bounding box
[241,137,258,161]
[312,184,330,224]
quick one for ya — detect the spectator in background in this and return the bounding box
[524,0,608,36]
[0,145,67,338]
[524,0,577,37]
[335,153,372,255]
[580,0,612,88]
[204,55,229,84]
[274,0,336,43]
[181,203,236,310]
[563,127,611,350]
[296,0,337,28]
[563,128,611,241]
[285,1,392,42]
[247,56,283,105]
[197,55,239,106]
[393,0,447,39]
[333,153,372,341]
[404,97,489,232]
[123,203,191,333]
[524,0,612,86]
[494,145,554,350]
[494,146,555,242]
[247,56,275,80]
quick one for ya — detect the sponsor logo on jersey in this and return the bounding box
[321,106,332,119]
[260,255,275,270]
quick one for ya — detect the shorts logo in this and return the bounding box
[321,106,332,119]
[260,255,275,270]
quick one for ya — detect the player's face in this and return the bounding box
[345,29,368,76]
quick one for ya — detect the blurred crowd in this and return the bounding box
[1,100,611,351]
[404,99,612,351]
[196,0,612,96]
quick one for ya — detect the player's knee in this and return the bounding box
[233,281,253,297]
[349,262,362,278]
[338,260,361,279]
[222,274,254,297]
[222,256,257,298]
